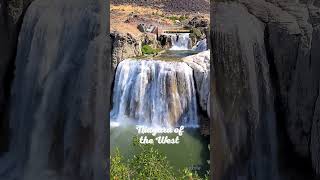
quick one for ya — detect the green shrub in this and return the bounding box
[129,137,176,179]
[141,45,159,55]
[111,137,209,180]
[167,15,189,22]
[191,28,203,38]
[110,148,131,179]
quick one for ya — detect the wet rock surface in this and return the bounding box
[111,31,141,70]
[212,1,320,179]
[0,0,109,179]
[183,50,210,117]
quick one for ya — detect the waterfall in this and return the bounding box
[110,59,199,127]
[192,39,207,52]
[169,33,191,50]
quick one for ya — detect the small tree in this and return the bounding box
[129,137,176,179]
[110,148,131,179]
[111,137,210,180]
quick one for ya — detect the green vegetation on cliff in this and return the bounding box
[141,45,161,55]
[167,15,189,22]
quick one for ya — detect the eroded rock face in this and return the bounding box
[212,0,320,179]
[212,3,278,180]
[0,0,109,180]
[111,31,141,70]
[158,34,173,49]
[188,16,209,28]
[140,33,158,49]
[183,50,210,117]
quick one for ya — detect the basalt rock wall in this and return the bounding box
[0,0,109,180]
[211,0,320,179]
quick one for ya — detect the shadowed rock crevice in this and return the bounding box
[0,0,33,154]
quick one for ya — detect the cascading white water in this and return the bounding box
[192,39,207,52]
[169,33,191,50]
[110,59,199,127]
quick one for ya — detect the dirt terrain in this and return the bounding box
[111,5,172,36]
[110,1,210,36]
[111,0,210,14]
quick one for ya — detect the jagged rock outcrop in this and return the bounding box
[140,33,158,49]
[185,16,209,47]
[158,34,173,49]
[188,16,209,28]
[183,50,210,117]
[111,31,141,70]
[212,0,320,179]
[0,0,109,180]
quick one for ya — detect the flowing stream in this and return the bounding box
[169,33,191,50]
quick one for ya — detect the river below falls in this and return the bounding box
[110,125,210,176]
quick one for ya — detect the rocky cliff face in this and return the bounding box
[212,0,320,179]
[183,50,210,117]
[0,0,109,180]
[111,31,141,71]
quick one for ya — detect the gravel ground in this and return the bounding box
[110,0,210,14]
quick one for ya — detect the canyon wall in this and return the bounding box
[211,0,320,179]
[0,0,109,180]
[110,32,141,71]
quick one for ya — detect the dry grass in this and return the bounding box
[110,5,172,36]
[111,5,165,16]
[110,4,210,36]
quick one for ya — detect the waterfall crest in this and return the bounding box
[169,33,191,50]
[111,59,199,127]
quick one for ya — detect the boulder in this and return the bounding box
[188,16,209,28]
[140,33,158,49]
[137,23,145,32]
[158,34,172,49]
